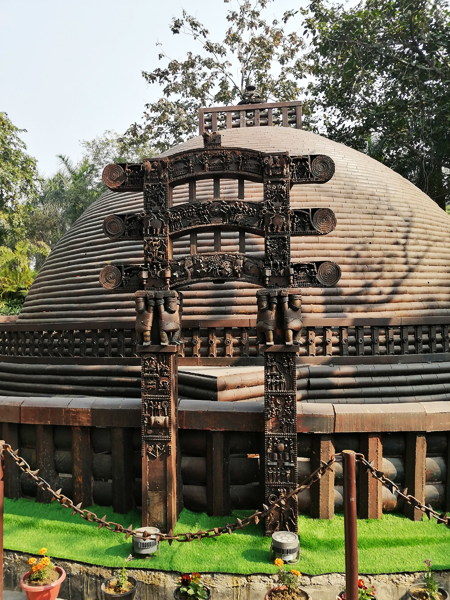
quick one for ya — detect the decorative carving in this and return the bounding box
[144,183,168,213]
[143,158,169,183]
[171,253,250,287]
[311,208,337,234]
[102,163,126,189]
[256,291,278,345]
[135,294,154,346]
[144,237,168,264]
[316,261,342,287]
[290,155,336,184]
[262,154,291,178]
[156,292,181,345]
[265,237,290,277]
[103,214,126,238]
[202,131,222,147]
[264,181,289,206]
[280,291,302,345]
[264,347,298,534]
[311,155,335,181]
[99,265,122,290]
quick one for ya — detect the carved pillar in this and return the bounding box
[137,289,181,532]
[263,154,291,289]
[260,285,302,535]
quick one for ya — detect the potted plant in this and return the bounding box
[337,578,377,600]
[19,547,66,600]
[408,560,449,600]
[174,573,211,600]
[265,559,310,600]
[101,554,138,599]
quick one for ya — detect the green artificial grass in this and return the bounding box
[4,497,450,575]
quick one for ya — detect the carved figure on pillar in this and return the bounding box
[281,292,302,345]
[157,293,181,345]
[135,295,154,346]
[256,291,278,345]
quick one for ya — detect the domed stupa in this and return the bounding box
[1,98,449,524]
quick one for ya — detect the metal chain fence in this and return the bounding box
[1,441,449,544]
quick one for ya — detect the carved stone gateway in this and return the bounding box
[99,132,339,533]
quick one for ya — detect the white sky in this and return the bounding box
[0,0,303,177]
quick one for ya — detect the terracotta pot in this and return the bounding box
[19,566,66,600]
[174,585,211,600]
[265,585,311,600]
[408,584,449,600]
[101,576,138,600]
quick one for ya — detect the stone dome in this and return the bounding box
[18,126,450,324]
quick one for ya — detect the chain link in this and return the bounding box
[2,441,448,543]
[356,453,450,528]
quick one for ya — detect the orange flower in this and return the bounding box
[191,573,201,583]
[39,548,47,555]
[274,558,284,567]
[41,557,50,566]
[28,558,37,565]
[32,566,38,573]
[290,570,301,577]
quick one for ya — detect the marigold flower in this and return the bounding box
[28,558,37,565]
[274,558,284,567]
[290,569,301,577]
[32,566,38,573]
[41,557,50,566]
[39,548,47,555]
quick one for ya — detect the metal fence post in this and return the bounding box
[0,440,4,600]
[343,450,358,600]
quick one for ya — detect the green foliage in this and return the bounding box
[276,563,301,590]
[121,0,306,153]
[0,241,49,306]
[303,0,450,209]
[423,559,440,599]
[115,554,133,592]
[29,132,155,255]
[0,112,41,248]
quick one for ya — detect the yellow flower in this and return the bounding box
[41,557,50,566]
[274,558,284,567]
[28,558,37,565]
[290,570,301,577]
[32,566,38,573]
[39,548,47,555]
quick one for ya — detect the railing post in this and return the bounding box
[343,450,358,600]
[0,440,4,600]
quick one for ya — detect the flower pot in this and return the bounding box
[265,585,311,600]
[408,584,449,600]
[174,585,211,600]
[101,576,138,600]
[19,566,66,600]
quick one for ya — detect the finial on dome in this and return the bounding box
[237,84,263,105]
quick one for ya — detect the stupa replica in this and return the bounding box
[1,96,449,532]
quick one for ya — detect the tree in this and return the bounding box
[0,240,48,315]
[81,129,155,186]
[303,0,450,209]
[121,0,306,153]
[0,112,41,248]
[29,131,155,254]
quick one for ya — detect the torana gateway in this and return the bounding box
[1,97,450,532]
